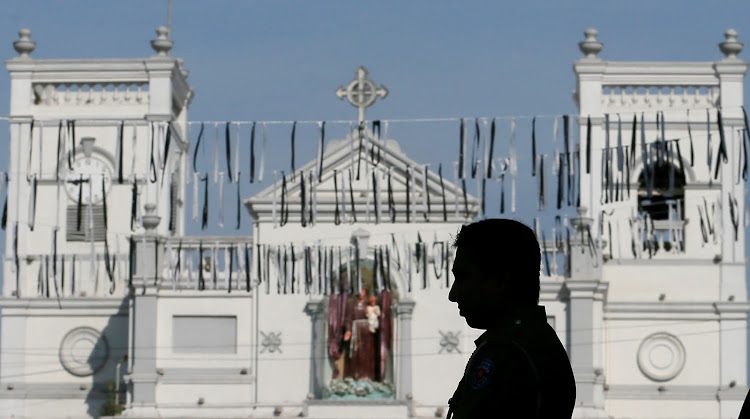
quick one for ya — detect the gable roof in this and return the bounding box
[245,129,479,224]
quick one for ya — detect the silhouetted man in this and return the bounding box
[447,219,576,419]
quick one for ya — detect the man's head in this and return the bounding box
[448,218,541,329]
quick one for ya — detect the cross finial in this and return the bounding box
[336,66,388,124]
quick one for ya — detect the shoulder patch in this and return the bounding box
[468,357,495,390]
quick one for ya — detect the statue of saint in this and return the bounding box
[343,289,379,380]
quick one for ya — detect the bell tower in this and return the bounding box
[0,27,192,416]
[574,28,750,418]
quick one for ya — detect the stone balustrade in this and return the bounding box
[32,82,150,106]
[601,85,719,110]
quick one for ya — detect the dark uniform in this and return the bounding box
[447,306,576,419]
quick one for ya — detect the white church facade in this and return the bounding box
[0,25,747,419]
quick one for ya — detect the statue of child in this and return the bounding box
[365,297,381,333]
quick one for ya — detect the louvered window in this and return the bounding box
[66,205,106,242]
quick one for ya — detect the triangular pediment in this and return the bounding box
[245,130,479,223]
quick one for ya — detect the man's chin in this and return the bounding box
[461,314,488,329]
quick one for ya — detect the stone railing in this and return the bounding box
[601,85,719,110]
[32,82,149,106]
[143,236,255,291]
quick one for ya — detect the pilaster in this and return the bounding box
[304,298,327,398]
[395,300,415,403]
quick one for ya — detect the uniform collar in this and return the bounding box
[474,305,547,347]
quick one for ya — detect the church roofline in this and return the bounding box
[245,130,480,222]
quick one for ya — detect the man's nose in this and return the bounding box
[448,283,458,302]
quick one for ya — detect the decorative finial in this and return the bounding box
[81,137,95,157]
[719,29,743,59]
[141,203,161,233]
[150,26,173,57]
[13,29,36,58]
[578,28,603,59]
[335,66,388,124]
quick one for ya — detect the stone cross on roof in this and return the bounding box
[335,66,388,124]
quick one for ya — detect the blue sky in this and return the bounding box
[0,0,746,245]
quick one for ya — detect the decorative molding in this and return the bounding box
[157,367,254,384]
[59,326,109,377]
[606,384,748,401]
[32,82,149,106]
[260,331,282,354]
[438,330,461,354]
[0,382,110,399]
[637,332,686,382]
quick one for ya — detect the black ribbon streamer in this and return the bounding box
[67,120,76,170]
[425,168,432,220]
[487,119,496,178]
[201,173,209,230]
[228,245,235,293]
[56,121,63,179]
[387,169,396,223]
[300,171,307,227]
[149,123,157,183]
[371,121,382,165]
[538,155,545,210]
[13,223,19,297]
[348,169,357,223]
[29,176,37,231]
[458,118,465,179]
[198,241,205,290]
[698,205,709,244]
[640,113,650,197]
[77,175,83,231]
[729,193,740,241]
[541,230,550,277]
[461,179,469,218]
[168,181,175,232]
[715,110,729,180]
[280,172,289,226]
[405,166,411,223]
[586,116,592,174]
[236,172,242,229]
[249,122,256,183]
[245,244,251,292]
[630,115,637,167]
[2,183,7,230]
[556,153,564,209]
[356,122,365,181]
[563,115,571,198]
[333,169,340,225]
[320,122,327,182]
[471,118,480,178]
[118,121,125,184]
[687,110,695,167]
[130,182,138,231]
[161,123,172,184]
[103,180,114,290]
[225,122,233,182]
[531,117,537,177]
[290,121,297,180]
[432,241,444,279]
[371,171,379,224]
[128,237,135,289]
[192,122,205,173]
[438,164,447,221]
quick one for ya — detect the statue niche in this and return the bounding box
[323,259,396,399]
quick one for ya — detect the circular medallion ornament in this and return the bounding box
[637,332,685,382]
[59,327,109,377]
